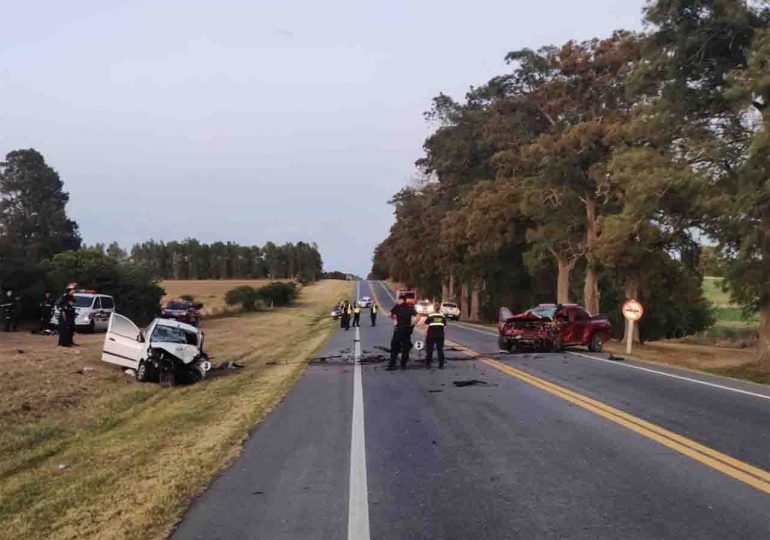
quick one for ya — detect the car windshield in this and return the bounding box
[528,306,557,319]
[73,295,93,308]
[166,302,189,310]
[151,324,198,345]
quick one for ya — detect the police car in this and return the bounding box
[50,290,116,332]
[358,296,373,308]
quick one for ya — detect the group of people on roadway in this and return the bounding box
[339,300,379,330]
[387,294,446,370]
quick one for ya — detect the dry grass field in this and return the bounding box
[0,279,351,540]
[160,279,279,316]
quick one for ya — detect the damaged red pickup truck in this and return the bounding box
[497,304,612,353]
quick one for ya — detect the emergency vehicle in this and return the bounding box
[50,290,116,332]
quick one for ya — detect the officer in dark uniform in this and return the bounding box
[370,302,378,327]
[39,292,54,332]
[341,300,352,331]
[388,295,421,371]
[2,290,18,332]
[423,307,448,369]
[352,302,361,327]
[56,286,76,347]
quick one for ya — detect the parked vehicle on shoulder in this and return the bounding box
[330,304,343,319]
[161,299,201,326]
[498,303,611,353]
[415,299,435,316]
[440,302,461,320]
[102,313,211,385]
[50,290,115,332]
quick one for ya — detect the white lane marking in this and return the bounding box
[347,326,370,540]
[568,350,770,402]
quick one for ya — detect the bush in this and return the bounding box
[180,294,195,302]
[224,286,260,311]
[256,282,298,307]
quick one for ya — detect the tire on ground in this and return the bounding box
[588,333,604,353]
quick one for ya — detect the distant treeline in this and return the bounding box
[125,239,323,282]
[0,148,325,323]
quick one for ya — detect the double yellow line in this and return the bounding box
[371,282,770,494]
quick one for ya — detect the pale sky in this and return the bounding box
[1,0,646,276]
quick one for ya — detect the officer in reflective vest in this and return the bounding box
[370,302,378,327]
[423,306,447,369]
[352,302,361,327]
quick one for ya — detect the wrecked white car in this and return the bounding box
[102,313,211,385]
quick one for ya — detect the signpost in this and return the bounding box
[622,299,644,354]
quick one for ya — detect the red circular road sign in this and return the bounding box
[622,299,644,321]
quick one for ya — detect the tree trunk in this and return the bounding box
[758,299,770,368]
[470,279,482,321]
[448,272,456,302]
[583,197,600,314]
[441,277,450,302]
[622,276,640,344]
[461,281,470,320]
[556,254,574,305]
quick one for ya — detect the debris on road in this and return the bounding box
[608,353,625,361]
[452,379,493,387]
[75,366,95,374]
[428,389,443,393]
[58,464,67,470]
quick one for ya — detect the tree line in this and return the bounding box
[372,0,770,363]
[0,149,324,323]
[127,239,323,283]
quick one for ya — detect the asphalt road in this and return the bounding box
[172,281,770,539]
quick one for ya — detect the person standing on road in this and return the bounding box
[370,302,378,327]
[341,300,352,331]
[423,307,447,369]
[57,286,76,347]
[388,295,420,371]
[39,292,53,333]
[352,302,361,327]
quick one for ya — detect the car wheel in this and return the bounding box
[136,359,153,382]
[589,333,603,353]
[551,335,563,352]
[498,334,511,352]
[87,320,95,333]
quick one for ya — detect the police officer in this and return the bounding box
[56,286,77,347]
[352,302,361,327]
[370,302,378,327]
[2,290,18,332]
[423,306,448,369]
[388,295,421,371]
[341,300,352,331]
[39,292,54,333]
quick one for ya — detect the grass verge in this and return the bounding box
[0,279,350,540]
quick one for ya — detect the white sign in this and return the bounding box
[414,340,424,351]
[622,299,644,321]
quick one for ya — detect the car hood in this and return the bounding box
[151,342,201,364]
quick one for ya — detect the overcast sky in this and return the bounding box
[1,0,646,276]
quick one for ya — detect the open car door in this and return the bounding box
[102,313,144,369]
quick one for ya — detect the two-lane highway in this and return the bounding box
[173,281,770,539]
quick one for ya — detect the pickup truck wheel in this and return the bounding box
[589,333,604,353]
[498,334,510,352]
[87,320,95,333]
[551,335,563,352]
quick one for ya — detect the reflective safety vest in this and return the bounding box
[354,306,361,314]
[345,304,353,315]
[371,304,378,314]
[425,313,447,327]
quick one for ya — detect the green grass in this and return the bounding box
[702,276,732,307]
[706,364,770,385]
